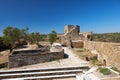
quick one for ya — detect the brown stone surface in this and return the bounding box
[85,41,120,70]
[0,50,9,64]
[8,48,64,68]
[72,41,83,48]
[72,48,97,61]
[102,77,120,80]
[58,25,92,48]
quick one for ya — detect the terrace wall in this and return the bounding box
[84,41,120,70]
[8,49,64,68]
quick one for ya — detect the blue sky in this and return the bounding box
[0,0,120,35]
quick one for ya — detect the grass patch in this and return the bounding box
[90,59,103,66]
[91,59,98,64]
[98,67,111,75]
[73,48,86,52]
[111,67,120,73]
[91,59,98,63]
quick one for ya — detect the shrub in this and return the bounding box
[111,67,120,73]
[98,67,111,75]
[90,59,103,66]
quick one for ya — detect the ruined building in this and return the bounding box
[59,25,120,70]
[58,25,92,48]
[8,45,64,68]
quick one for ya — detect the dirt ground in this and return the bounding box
[0,50,9,64]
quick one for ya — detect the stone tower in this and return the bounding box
[64,25,80,36]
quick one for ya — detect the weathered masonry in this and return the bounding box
[85,41,120,70]
[58,25,92,48]
[59,25,120,71]
[8,48,64,68]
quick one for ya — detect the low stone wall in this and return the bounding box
[72,41,83,48]
[8,49,64,68]
[84,41,120,70]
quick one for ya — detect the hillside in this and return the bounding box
[92,32,120,43]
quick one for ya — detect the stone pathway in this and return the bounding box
[60,47,89,67]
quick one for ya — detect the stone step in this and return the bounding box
[2,74,76,80]
[0,66,89,74]
[0,69,82,79]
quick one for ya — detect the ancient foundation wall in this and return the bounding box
[72,41,83,48]
[8,49,64,68]
[84,41,120,70]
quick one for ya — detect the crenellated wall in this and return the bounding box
[84,41,120,70]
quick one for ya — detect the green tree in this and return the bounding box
[28,32,41,45]
[40,34,47,41]
[49,30,57,45]
[92,32,120,43]
[20,27,29,41]
[2,26,28,52]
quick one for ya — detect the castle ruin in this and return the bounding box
[58,25,92,48]
[59,25,120,70]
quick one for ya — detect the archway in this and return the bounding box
[103,59,106,66]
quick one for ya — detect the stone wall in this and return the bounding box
[8,49,64,68]
[84,41,120,70]
[59,25,92,47]
[72,41,83,48]
[64,25,80,35]
[60,25,82,46]
[64,25,80,38]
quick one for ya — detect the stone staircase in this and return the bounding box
[0,66,89,80]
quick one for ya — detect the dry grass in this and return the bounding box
[0,50,9,64]
[72,48,96,61]
[72,48,103,66]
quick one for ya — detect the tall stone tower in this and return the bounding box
[64,25,80,36]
